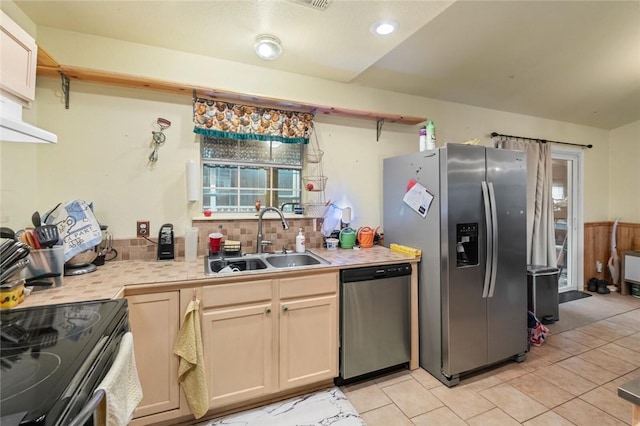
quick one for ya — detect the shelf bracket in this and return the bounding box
[59,71,70,109]
[376,118,384,141]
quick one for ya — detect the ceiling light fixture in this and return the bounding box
[254,35,282,60]
[371,21,397,36]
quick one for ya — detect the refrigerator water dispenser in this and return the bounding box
[456,223,478,267]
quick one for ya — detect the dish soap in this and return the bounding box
[295,228,306,253]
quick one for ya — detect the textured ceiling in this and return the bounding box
[15,0,640,130]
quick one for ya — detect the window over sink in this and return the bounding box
[201,136,303,213]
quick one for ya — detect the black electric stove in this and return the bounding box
[0,299,128,426]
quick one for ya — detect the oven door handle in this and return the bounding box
[67,389,105,426]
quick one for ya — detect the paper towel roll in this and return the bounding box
[342,207,351,224]
[186,160,199,202]
[185,227,198,261]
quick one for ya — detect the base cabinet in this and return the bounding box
[201,272,338,410]
[127,291,181,420]
[279,273,338,390]
[201,279,274,408]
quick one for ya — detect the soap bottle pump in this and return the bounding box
[295,228,306,253]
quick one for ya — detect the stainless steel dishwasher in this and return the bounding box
[339,263,412,383]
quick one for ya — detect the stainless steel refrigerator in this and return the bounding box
[383,143,528,387]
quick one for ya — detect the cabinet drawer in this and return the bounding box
[202,279,272,308]
[279,272,337,299]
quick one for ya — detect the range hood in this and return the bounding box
[0,96,57,144]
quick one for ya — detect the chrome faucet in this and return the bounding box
[256,207,290,254]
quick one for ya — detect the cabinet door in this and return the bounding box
[279,294,337,390]
[203,303,274,408]
[0,11,37,103]
[127,292,180,418]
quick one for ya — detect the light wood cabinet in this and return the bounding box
[127,291,181,420]
[279,275,338,390]
[201,279,274,408]
[0,10,37,104]
[200,272,338,410]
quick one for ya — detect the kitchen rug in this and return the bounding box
[195,387,365,426]
[559,290,592,304]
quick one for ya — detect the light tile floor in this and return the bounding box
[198,292,640,425]
[341,293,640,426]
[341,291,640,426]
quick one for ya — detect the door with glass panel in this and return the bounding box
[551,148,584,292]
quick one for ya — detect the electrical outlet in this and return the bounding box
[137,221,150,237]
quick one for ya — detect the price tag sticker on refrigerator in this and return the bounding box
[403,181,433,218]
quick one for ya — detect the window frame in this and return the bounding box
[201,137,303,213]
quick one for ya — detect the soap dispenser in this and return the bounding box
[295,228,306,253]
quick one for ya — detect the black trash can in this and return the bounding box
[527,265,559,324]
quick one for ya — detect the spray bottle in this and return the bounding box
[426,120,436,149]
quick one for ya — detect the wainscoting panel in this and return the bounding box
[584,222,640,291]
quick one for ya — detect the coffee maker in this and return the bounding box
[157,223,175,260]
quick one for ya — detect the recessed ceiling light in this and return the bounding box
[371,21,396,36]
[254,35,282,60]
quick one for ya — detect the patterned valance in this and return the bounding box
[193,98,314,144]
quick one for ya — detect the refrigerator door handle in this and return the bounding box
[481,181,492,298]
[487,182,499,298]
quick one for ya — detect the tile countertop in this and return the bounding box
[17,246,419,309]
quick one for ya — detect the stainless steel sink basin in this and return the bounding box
[204,251,328,275]
[205,256,268,275]
[264,253,328,268]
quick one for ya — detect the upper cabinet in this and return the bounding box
[0,10,37,105]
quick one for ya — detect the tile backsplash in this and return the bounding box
[108,218,326,261]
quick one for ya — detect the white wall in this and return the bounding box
[2,25,633,240]
[609,120,640,222]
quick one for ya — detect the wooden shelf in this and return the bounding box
[36,48,426,126]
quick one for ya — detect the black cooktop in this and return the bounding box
[0,299,128,426]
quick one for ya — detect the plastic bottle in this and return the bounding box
[426,120,436,149]
[419,126,427,151]
[295,228,306,253]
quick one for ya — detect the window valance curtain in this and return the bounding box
[193,98,314,144]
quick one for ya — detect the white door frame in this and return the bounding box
[552,146,584,292]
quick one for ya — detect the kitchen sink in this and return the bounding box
[264,253,328,268]
[204,251,329,275]
[205,256,268,275]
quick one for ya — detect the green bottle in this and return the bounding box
[426,121,436,149]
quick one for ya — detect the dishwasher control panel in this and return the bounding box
[341,263,412,283]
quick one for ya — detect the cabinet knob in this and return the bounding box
[265,307,271,314]
[282,306,289,312]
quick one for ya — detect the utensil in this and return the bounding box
[35,225,59,248]
[0,258,30,283]
[23,230,39,249]
[32,211,42,228]
[0,227,15,240]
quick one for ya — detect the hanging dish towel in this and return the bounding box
[95,332,143,426]
[173,298,209,419]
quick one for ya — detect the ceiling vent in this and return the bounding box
[287,0,331,11]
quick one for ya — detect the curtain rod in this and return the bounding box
[490,132,593,149]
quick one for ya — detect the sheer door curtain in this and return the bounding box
[496,140,556,267]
